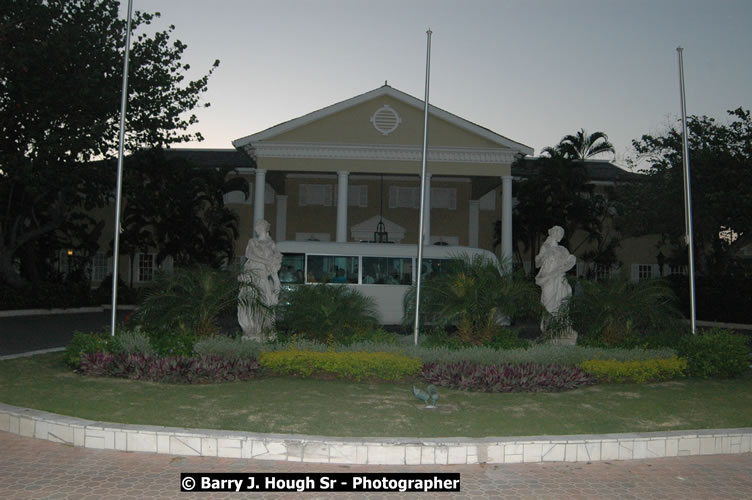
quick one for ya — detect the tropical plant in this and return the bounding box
[403,254,540,345]
[133,265,263,337]
[544,129,615,160]
[568,278,685,346]
[276,284,380,343]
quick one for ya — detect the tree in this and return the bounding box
[0,0,219,287]
[495,153,617,274]
[544,129,615,160]
[621,108,752,274]
[119,150,249,273]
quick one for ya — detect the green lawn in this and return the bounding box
[1,352,751,438]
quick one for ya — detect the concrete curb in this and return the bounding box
[1,403,750,465]
[0,348,66,361]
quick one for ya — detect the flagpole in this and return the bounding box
[413,29,432,345]
[677,47,697,335]
[110,0,134,337]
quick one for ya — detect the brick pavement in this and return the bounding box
[2,431,751,499]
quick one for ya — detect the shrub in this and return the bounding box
[579,357,687,383]
[64,332,112,368]
[134,265,261,337]
[110,330,154,356]
[261,338,678,367]
[276,284,380,343]
[146,330,197,358]
[79,353,260,384]
[403,254,539,344]
[421,362,593,392]
[421,327,529,351]
[259,350,422,381]
[677,328,750,379]
[194,336,261,360]
[569,278,683,346]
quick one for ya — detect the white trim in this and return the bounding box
[286,173,471,183]
[232,85,533,155]
[248,142,519,164]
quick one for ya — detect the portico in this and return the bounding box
[232,85,532,260]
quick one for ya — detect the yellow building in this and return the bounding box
[84,84,671,286]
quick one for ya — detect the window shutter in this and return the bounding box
[630,264,640,282]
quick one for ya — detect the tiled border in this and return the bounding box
[1,403,750,465]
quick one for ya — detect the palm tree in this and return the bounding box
[550,129,615,160]
[403,254,540,344]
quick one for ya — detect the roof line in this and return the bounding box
[232,85,533,155]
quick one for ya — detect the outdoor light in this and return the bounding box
[374,219,388,243]
[67,249,74,256]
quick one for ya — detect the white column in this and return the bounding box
[422,173,432,244]
[275,195,288,241]
[336,171,349,242]
[468,200,480,248]
[501,175,513,270]
[253,168,266,225]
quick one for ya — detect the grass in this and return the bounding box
[1,352,751,438]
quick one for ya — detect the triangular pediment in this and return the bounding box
[233,85,532,154]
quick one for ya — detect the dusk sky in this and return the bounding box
[124,0,752,167]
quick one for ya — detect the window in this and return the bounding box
[638,264,653,280]
[431,187,457,210]
[362,257,412,285]
[279,253,305,284]
[299,184,333,206]
[389,186,420,209]
[388,186,457,209]
[669,265,688,276]
[334,185,368,207]
[594,264,613,281]
[305,255,358,284]
[91,253,112,281]
[137,253,155,282]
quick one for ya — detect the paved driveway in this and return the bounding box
[0,310,128,356]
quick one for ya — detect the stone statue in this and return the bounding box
[535,226,577,345]
[535,226,576,314]
[238,219,282,341]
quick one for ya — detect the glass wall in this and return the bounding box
[306,255,359,284]
[362,257,412,285]
[279,253,305,284]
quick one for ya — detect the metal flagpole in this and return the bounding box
[110,0,134,337]
[677,47,697,335]
[413,29,432,345]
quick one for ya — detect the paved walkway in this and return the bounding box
[2,431,751,499]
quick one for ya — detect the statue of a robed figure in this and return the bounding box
[238,219,281,341]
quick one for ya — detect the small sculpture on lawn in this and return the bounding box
[535,225,577,344]
[413,384,439,408]
[238,219,282,341]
